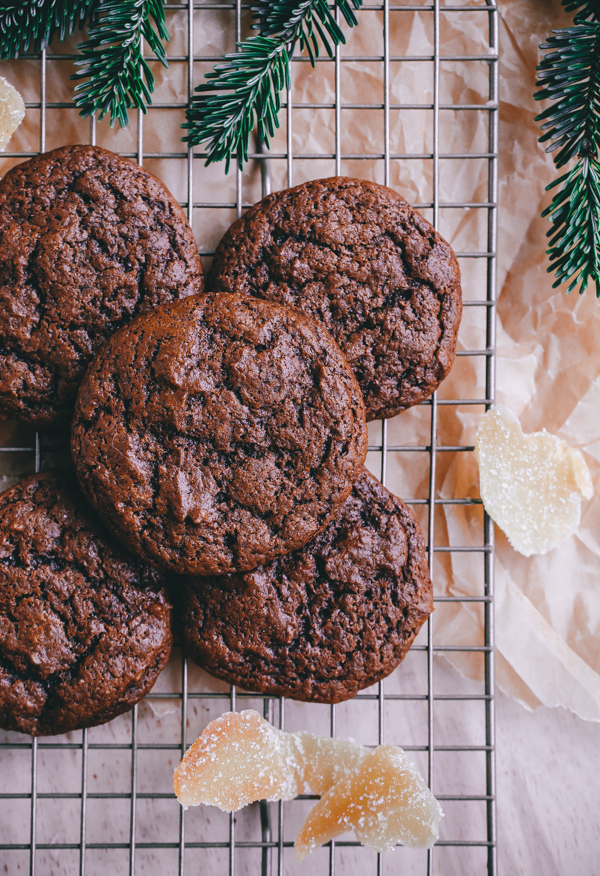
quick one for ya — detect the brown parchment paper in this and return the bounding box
[1,0,599,728]
[436,0,600,722]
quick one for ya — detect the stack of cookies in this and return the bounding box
[0,147,462,736]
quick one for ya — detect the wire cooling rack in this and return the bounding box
[0,1,498,874]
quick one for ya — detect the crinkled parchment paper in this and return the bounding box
[436,0,600,722]
[1,0,599,726]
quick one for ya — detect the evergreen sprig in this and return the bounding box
[544,156,600,295]
[535,0,600,295]
[0,0,98,60]
[562,0,600,18]
[253,0,360,62]
[184,36,291,173]
[71,0,169,127]
[183,0,362,171]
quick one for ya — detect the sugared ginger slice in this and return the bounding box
[174,710,441,860]
[173,710,304,810]
[0,77,25,152]
[173,710,364,809]
[295,746,442,861]
[294,731,367,795]
[475,405,593,556]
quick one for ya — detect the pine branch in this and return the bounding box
[252,0,359,61]
[183,0,362,170]
[562,0,600,21]
[183,37,291,173]
[543,156,600,294]
[0,0,98,60]
[72,0,169,128]
[535,2,600,295]
[536,22,600,167]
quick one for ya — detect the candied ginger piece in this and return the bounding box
[173,710,304,810]
[295,746,442,861]
[295,732,367,795]
[475,405,593,557]
[173,711,367,810]
[174,710,441,861]
[0,77,25,152]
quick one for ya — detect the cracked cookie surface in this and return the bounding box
[71,294,368,576]
[0,471,172,737]
[178,468,432,703]
[209,177,462,420]
[0,145,203,430]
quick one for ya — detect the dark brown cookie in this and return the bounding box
[178,468,432,703]
[71,293,368,577]
[0,471,172,737]
[0,145,203,431]
[209,177,462,421]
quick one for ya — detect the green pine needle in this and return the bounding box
[562,0,600,20]
[183,0,362,170]
[71,0,169,128]
[0,0,98,60]
[254,0,359,32]
[535,1,600,295]
[543,156,600,295]
[183,36,291,173]
[252,0,359,61]
[535,22,600,168]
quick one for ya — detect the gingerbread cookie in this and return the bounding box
[0,472,172,736]
[0,145,203,430]
[71,294,368,576]
[209,177,462,420]
[178,468,432,703]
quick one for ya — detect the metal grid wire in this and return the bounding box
[0,1,498,873]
